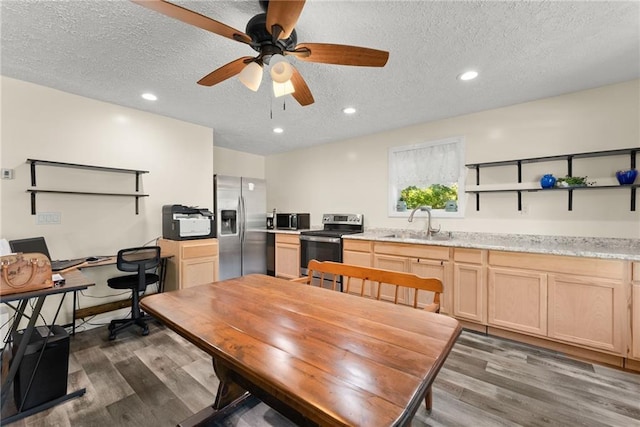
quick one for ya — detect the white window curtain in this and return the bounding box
[391,140,461,190]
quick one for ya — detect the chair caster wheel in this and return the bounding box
[109,333,116,341]
[142,327,149,336]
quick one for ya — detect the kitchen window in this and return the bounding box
[388,136,466,218]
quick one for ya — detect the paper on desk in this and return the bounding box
[0,238,11,256]
[52,273,64,282]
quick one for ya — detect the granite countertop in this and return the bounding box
[344,229,640,261]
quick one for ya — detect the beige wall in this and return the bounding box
[213,146,265,179]
[0,76,214,327]
[266,80,640,238]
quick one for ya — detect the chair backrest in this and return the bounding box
[304,259,443,312]
[116,246,161,289]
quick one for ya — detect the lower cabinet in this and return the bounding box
[488,267,548,336]
[275,233,300,279]
[453,249,487,324]
[631,262,640,360]
[343,240,374,296]
[340,239,635,363]
[548,274,626,354]
[373,243,452,313]
[158,238,219,291]
[488,250,628,356]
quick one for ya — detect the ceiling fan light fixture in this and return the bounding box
[273,80,295,98]
[238,62,263,91]
[269,55,293,83]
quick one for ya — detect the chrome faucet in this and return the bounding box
[407,206,440,236]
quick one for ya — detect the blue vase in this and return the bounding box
[540,174,556,189]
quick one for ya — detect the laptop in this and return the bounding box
[9,237,85,271]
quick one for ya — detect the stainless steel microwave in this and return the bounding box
[276,213,310,230]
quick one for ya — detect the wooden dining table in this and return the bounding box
[140,274,461,427]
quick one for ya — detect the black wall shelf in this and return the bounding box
[26,159,149,215]
[465,148,638,211]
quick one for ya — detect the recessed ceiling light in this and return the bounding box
[273,127,284,134]
[342,107,356,114]
[141,93,158,101]
[458,71,478,81]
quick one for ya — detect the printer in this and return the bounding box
[162,205,215,241]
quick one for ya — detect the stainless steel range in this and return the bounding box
[299,213,364,289]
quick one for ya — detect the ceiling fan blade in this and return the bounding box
[290,43,389,67]
[289,65,314,106]
[197,57,254,87]
[266,0,306,40]
[131,0,252,44]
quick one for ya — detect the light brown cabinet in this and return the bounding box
[373,242,452,312]
[488,267,548,336]
[488,250,627,355]
[158,238,219,291]
[547,274,626,354]
[453,248,487,324]
[631,262,640,360]
[275,233,300,279]
[343,240,374,296]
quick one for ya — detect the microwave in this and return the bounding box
[276,213,310,230]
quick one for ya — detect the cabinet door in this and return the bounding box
[453,263,486,323]
[488,267,547,336]
[181,256,217,288]
[374,254,409,304]
[633,283,640,360]
[548,274,626,354]
[409,259,451,314]
[275,243,300,279]
[343,249,373,296]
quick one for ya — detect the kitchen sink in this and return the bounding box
[382,231,453,241]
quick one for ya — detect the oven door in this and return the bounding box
[299,235,343,290]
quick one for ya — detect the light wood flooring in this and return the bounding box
[7,320,640,427]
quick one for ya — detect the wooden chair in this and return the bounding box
[293,259,443,312]
[292,259,444,411]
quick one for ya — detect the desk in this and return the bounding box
[1,269,94,424]
[140,274,462,426]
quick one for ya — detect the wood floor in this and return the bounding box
[7,320,640,427]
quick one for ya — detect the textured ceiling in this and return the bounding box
[2,1,639,156]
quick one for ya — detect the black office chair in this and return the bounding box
[107,246,161,340]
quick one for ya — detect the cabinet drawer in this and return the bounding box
[343,240,372,252]
[375,242,450,261]
[633,262,640,283]
[275,233,300,245]
[182,242,218,259]
[488,251,624,280]
[454,248,484,264]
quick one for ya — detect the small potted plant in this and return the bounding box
[555,176,595,187]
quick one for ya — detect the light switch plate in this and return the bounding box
[1,168,14,179]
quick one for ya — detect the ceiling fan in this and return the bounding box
[131,0,389,106]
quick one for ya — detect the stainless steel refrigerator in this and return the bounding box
[214,175,267,280]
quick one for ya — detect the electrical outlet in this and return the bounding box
[1,168,14,180]
[36,212,61,225]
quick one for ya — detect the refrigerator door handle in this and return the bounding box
[239,195,246,243]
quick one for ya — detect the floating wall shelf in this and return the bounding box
[465,148,638,211]
[26,159,149,215]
